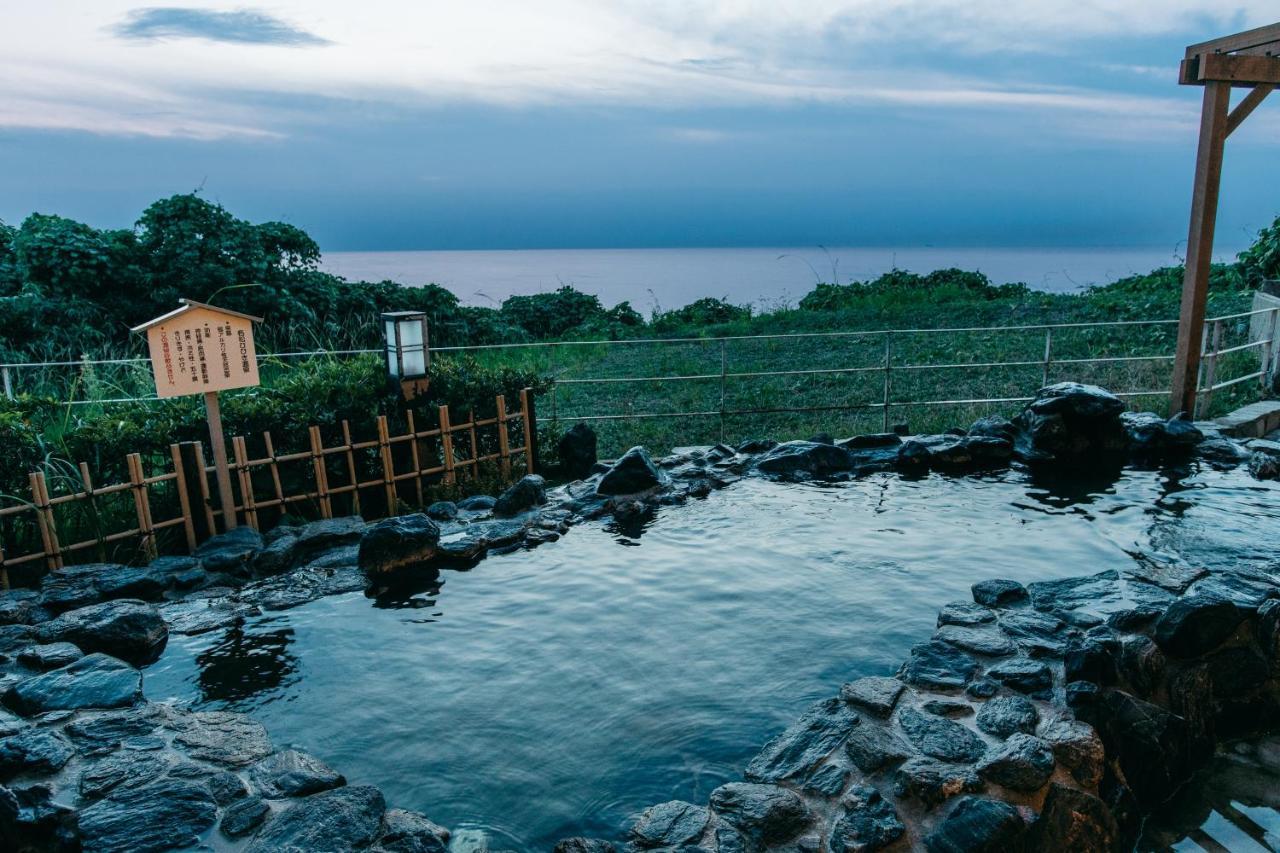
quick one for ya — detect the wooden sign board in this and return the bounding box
[136,303,261,398]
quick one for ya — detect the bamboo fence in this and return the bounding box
[0,390,536,586]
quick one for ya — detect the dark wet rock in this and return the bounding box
[747,697,859,782]
[1091,691,1198,806]
[0,710,21,738]
[172,710,273,767]
[1065,680,1100,709]
[456,494,496,511]
[597,446,668,495]
[997,611,1067,657]
[971,579,1027,607]
[840,433,902,450]
[800,763,848,797]
[1204,645,1269,698]
[79,776,218,852]
[966,679,999,699]
[898,707,986,763]
[1152,593,1245,658]
[923,699,974,718]
[839,676,904,718]
[559,423,599,479]
[253,531,300,576]
[986,658,1053,696]
[1064,634,1118,686]
[194,526,264,575]
[38,563,120,611]
[968,416,1018,442]
[894,757,983,807]
[628,800,708,848]
[1013,382,1128,463]
[35,599,168,665]
[493,474,547,516]
[1027,569,1120,612]
[1106,605,1164,632]
[924,796,1025,853]
[165,598,260,635]
[0,783,78,851]
[0,625,35,656]
[65,706,160,753]
[1261,599,1280,664]
[4,653,141,714]
[94,563,175,601]
[828,785,905,853]
[844,721,911,773]
[937,601,996,627]
[0,590,43,626]
[251,748,346,797]
[710,782,810,846]
[1196,434,1249,469]
[17,642,82,670]
[554,839,616,853]
[755,441,853,477]
[0,728,73,777]
[248,784,386,852]
[899,639,978,690]
[425,501,458,521]
[1191,569,1279,611]
[975,696,1038,738]
[976,733,1053,791]
[935,625,1016,657]
[1027,783,1118,851]
[221,795,270,838]
[1041,719,1104,788]
[1122,412,1202,458]
[359,514,441,575]
[375,808,451,853]
[1117,634,1165,695]
[292,517,366,564]
[736,438,776,454]
[78,749,169,799]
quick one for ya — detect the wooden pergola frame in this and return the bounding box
[1170,22,1280,417]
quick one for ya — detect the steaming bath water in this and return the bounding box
[143,467,1280,850]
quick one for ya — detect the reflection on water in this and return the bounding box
[143,467,1280,851]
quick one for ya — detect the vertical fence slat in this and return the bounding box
[881,333,893,433]
[341,421,361,518]
[30,472,62,571]
[170,444,198,552]
[232,436,259,530]
[127,453,157,561]
[438,405,456,485]
[405,411,424,507]
[496,395,512,478]
[520,388,536,474]
[78,461,107,562]
[1042,328,1054,387]
[376,416,397,513]
[309,427,333,519]
[262,432,286,518]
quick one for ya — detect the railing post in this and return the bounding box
[550,343,559,425]
[1263,307,1280,389]
[1042,328,1054,387]
[1198,319,1224,419]
[882,332,893,432]
[1,366,12,401]
[520,388,537,474]
[719,339,728,443]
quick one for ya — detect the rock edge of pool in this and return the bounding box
[1,381,1279,853]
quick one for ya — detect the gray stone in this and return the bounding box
[971,579,1027,607]
[493,474,547,516]
[0,590,42,626]
[558,423,599,480]
[1026,783,1118,851]
[194,526,264,575]
[16,642,82,670]
[976,733,1054,791]
[554,839,615,853]
[746,697,859,782]
[844,721,912,773]
[893,758,983,807]
[1153,593,1245,658]
[828,785,905,853]
[1122,560,1206,594]
[64,706,160,753]
[800,763,849,797]
[375,808,451,853]
[293,517,366,563]
[251,748,346,797]
[899,640,978,690]
[247,784,386,852]
[359,514,441,575]
[425,501,458,521]
[35,599,168,665]
[78,749,169,799]
[923,699,974,718]
[935,625,1016,657]
[897,707,986,763]
[596,446,669,495]
[937,602,996,627]
[975,696,1038,738]
[923,796,1026,853]
[986,659,1053,695]
[39,563,121,612]
[709,782,810,846]
[173,711,273,767]
[3,653,142,715]
[0,728,73,777]
[1027,570,1121,612]
[79,776,219,852]
[755,441,853,477]
[628,800,708,848]
[1041,719,1104,788]
[997,611,1067,657]
[221,796,270,838]
[0,783,78,849]
[456,495,496,511]
[840,676,904,717]
[1193,569,1280,611]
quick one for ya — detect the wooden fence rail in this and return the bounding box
[0,390,536,586]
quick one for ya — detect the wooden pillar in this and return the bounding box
[1170,81,1231,417]
[203,391,238,530]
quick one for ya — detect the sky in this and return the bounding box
[1,2,1278,251]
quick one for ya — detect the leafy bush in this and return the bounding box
[1239,215,1280,286]
[499,286,606,339]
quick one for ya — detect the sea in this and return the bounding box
[319,245,1240,311]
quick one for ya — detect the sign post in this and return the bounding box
[131,300,263,533]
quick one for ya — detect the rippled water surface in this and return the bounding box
[143,467,1280,850]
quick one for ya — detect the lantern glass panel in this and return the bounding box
[398,319,426,377]
[383,319,398,378]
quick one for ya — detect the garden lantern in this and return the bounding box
[381,311,430,398]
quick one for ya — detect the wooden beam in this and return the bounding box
[1227,84,1275,136]
[1171,81,1231,418]
[1198,53,1280,85]
[1186,22,1280,60]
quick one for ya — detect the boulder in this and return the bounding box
[1014,383,1128,463]
[971,579,1027,607]
[597,447,668,495]
[828,785,905,853]
[997,611,1067,657]
[4,653,141,714]
[628,800,708,848]
[493,474,547,517]
[375,808,451,853]
[247,785,386,853]
[840,433,902,450]
[938,601,996,627]
[292,517,367,565]
[746,697,859,782]
[79,776,219,852]
[975,696,1039,739]
[456,495,496,511]
[976,733,1054,791]
[425,501,458,521]
[986,659,1053,696]
[1027,570,1121,613]
[220,796,270,838]
[899,639,978,690]
[897,707,986,763]
[65,706,161,753]
[755,441,853,477]
[840,676,905,718]
[0,590,43,626]
[844,720,912,773]
[16,642,82,670]
[893,758,983,807]
[0,728,74,777]
[1064,634,1119,686]
[172,710,273,767]
[359,514,441,575]
[1092,691,1198,806]
[35,600,168,665]
[1153,593,1245,657]
[1122,412,1202,459]
[1041,719,1104,788]
[194,526,264,575]
[250,748,346,797]
[968,416,1018,442]
[709,782,810,846]
[558,423,599,479]
[1026,783,1118,850]
[924,796,1026,853]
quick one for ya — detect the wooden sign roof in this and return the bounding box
[129,299,263,333]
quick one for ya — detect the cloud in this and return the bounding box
[114,7,330,46]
